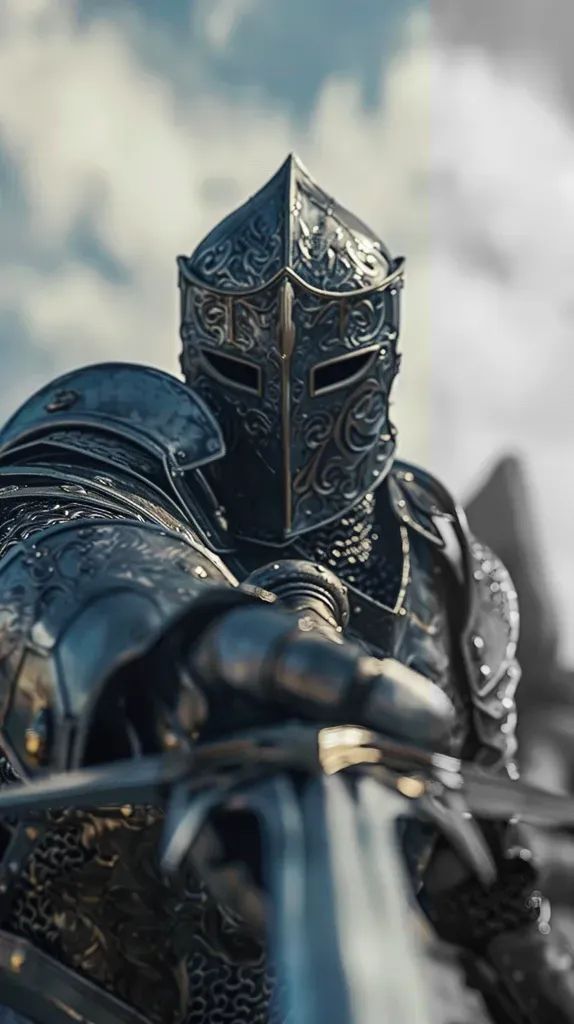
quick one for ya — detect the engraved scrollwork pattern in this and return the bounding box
[292,288,341,356]
[190,203,286,292]
[292,178,389,292]
[7,807,280,1024]
[0,498,138,561]
[180,158,391,295]
[0,521,230,717]
[466,539,521,767]
[185,286,230,348]
[292,372,394,524]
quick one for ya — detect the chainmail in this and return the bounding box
[0,788,282,1024]
[296,491,404,608]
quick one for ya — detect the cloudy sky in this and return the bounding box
[1,0,573,660]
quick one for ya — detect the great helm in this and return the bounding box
[178,155,404,546]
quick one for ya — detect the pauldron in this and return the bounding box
[390,462,520,768]
[0,363,231,553]
[0,363,243,778]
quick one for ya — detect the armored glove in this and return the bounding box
[421,824,574,1024]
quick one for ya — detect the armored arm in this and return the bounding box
[0,366,456,780]
[389,463,574,1022]
[0,363,247,778]
[427,526,574,1020]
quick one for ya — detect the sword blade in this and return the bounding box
[247,771,433,1024]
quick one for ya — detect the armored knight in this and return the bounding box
[0,155,571,1024]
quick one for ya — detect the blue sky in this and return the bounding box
[1,0,574,659]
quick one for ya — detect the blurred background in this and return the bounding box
[1,2,573,1019]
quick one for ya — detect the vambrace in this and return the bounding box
[0,519,241,778]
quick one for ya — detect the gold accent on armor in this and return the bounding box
[318,725,383,775]
[24,729,43,758]
[406,610,440,636]
[393,525,411,615]
[51,999,86,1022]
[163,731,180,751]
[9,950,26,972]
[396,776,425,799]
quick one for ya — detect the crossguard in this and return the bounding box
[0,723,573,882]
[1,720,574,1024]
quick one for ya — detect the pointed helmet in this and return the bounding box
[178,155,404,545]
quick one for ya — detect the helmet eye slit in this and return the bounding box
[200,349,262,395]
[310,346,379,397]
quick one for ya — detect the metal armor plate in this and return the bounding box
[389,461,520,768]
[0,363,224,474]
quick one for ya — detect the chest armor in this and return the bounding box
[235,490,472,757]
[0,366,519,1024]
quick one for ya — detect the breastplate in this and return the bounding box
[236,490,472,756]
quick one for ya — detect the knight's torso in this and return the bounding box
[0,364,519,1024]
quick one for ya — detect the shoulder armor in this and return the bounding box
[0,363,224,473]
[389,461,458,547]
[462,537,520,768]
[390,460,520,767]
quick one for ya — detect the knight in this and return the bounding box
[0,155,571,1024]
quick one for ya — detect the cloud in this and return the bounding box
[0,0,573,658]
[424,49,574,658]
[0,0,430,399]
[201,0,260,51]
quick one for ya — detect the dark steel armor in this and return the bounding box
[178,155,403,544]
[0,156,572,1024]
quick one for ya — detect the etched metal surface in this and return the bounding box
[0,519,234,775]
[464,540,521,768]
[388,462,520,767]
[294,483,471,756]
[5,809,280,1024]
[178,154,395,295]
[0,364,224,474]
[179,156,404,543]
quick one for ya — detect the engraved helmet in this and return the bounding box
[178,155,404,545]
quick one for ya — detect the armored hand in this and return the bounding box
[189,587,454,750]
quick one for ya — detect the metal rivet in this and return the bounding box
[45,389,79,413]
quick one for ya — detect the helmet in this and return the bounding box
[178,155,404,545]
